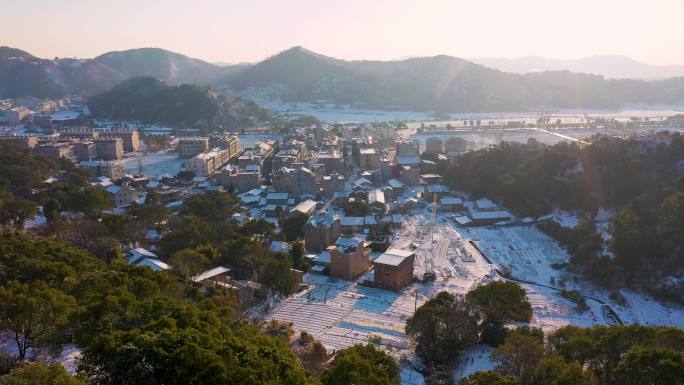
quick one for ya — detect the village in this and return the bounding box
[2,97,684,384]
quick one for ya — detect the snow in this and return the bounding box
[0,334,81,374]
[452,345,496,383]
[401,365,426,385]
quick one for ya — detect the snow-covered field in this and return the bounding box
[265,207,684,385]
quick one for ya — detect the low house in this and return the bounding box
[439,196,465,211]
[467,210,513,226]
[290,199,317,216]
[125,247,170,272]
[370,248,415,291]
[329,237,372,281]
[304,212,341,252]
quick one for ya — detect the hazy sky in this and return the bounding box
[2,0,683,64]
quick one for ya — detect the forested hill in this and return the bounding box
[221,46,684,112]
[435,132,684,302]
[87,76,271,129]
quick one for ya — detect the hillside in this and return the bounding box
[87,76,270,128]
[472,54,684,79]
[0,46,242,98]
[223,47,684,112]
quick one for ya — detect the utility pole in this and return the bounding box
[414,290,419,313]
[324,288,329,304]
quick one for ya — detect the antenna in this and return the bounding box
[431,193,437,244]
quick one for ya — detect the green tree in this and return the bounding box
[406,291,479,367]
[0,281,76,360]
[290,241,307,270]
[280,213,309,241]
[613,348,684,385]
[261,254,298,296]
[493,330,545,384]
[0,363,88,385]
[321,344,400,385]
[43,198,61,223]
[0,200,37,229]
[168,248,211,282]
[531,356,597,385]
[466,281,532,346]
[460,371,520,385]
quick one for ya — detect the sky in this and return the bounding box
[2,0,683,65]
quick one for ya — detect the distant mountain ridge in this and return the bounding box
[221,47,684,112]
[0,46,243,98]
[470,55,684,79]
[2,45,684,113]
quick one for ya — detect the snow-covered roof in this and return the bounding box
[440,196,463,205]
[136,258,170,271]
[270,241,291,253]
[106,185,122,194]
[341,216,365,226]
[290,199,317,215]
[192,266,231,283]
[266,192,289,200]
[475,199,497,210]
[396,156,421,165]
[469,210,512,220]
[374,249,414,267]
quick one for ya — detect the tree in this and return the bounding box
[168,248,211,282]
[280,213,309,241]
[493,330,545,384]
[180,191,237,221]
[531,356,597,385]
[406,291,479,368]
[0,281,76,360]
[0,200,37,229]
[466,281,532,346]
[613,348,684,385]
[290,241,307,270]
[321,344,400,385]
[460,371,520,385]
[261,254,298,296]
[0,363,89,385]
[43,199,61,223]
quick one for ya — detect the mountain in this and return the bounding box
[0,46,244,98]
[471,55,684,79]
[222,47,684,112]
[88,76,270,128]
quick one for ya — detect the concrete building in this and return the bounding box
[73,141,97,161]
[105,129,140,152]
[329,237,371,281]
[396,140,419,157]
[445,137,468,157]
[95,138,124,160]
[0,136,37,150]
[79,160,124,181]
[371,249,415,291]
[36,142,74,160]
[185,148,231,177]
[177,137,209,158]
[359,148,381,171]
[304,213,341,252]
[321,172,346,199]
[425,137,444,154]
[106,184,143,207]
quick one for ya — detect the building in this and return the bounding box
[290,199,317,216]
[214,166,260,192]
[321,172,346,199]
[0,135,37,150]
[95,138,124,160]
[396,140,419,157]
[371,248,415,290]
[106,184,143,207]
[359,148,381,171]
[177,137,209,158]
[445,137,468,157]
[425,137,443,154]
[105,129,140,152]
[3,106,29,125]
[79,160,124,181]
[192,266,231,286]
[73,141,97,161]
[329,237,371,281]
[368,189,387,214]
[292,167,317,197]
[304,213,341,252]
[317,151,344,175]
[36,142,74,160]
[185,148,231,177]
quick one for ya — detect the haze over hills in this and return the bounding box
[222,46,684,112]
[2,45,684,112]
[0,46,242,98]
[471,55,684,79]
